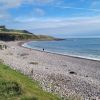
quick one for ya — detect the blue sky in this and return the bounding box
[0,0,100,37]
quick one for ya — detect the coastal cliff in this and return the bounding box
[0,25,59,41]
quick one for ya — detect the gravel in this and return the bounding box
[0,41,100,100]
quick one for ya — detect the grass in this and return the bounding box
[0,63,60,100]
[0,32,56,41]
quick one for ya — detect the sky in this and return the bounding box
[0,0,100,38]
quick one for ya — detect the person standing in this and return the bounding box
[43,48,44,51]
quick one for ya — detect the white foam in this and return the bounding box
[22,43,100,61]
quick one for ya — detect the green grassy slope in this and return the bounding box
[0,63,60,100]
[0,32,56,41]
[0,26,57,41]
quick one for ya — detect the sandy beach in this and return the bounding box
[0,40,100,100]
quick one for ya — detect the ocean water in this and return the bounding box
[23,38,100,60]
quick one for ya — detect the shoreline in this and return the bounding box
[1,40,100,99]
[22,41,100,62]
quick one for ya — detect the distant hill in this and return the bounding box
[0,25,33,35]
[0,25,60,41]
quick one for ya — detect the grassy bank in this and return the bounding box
[0,63,60,100]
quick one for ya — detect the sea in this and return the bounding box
[23,38,100,60]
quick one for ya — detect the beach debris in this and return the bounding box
[23,57,27,59]
[29,61,38,65]
[20,53,29,56]
[30,69,33,76]
[86,75,88,77]
[0,59,4,63]
[63,65,67,67]
[69,71,77,75]
[6,52,13,55]
[0,44,7,50]
[29,68,34,76]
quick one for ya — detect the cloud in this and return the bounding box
[91,0,100,9]
[0,0,24,20]
[55,5,100,12]
[0,0,23,8]
[0,0,57,8]
[0,0,57,20]
[11,16,100,37]
[0,0,49,20]
[0,12,10,19]
[30,0,62,6]
[32,19,100,37]
[0,0,100,12]
[33,8,45,16]
[31,0,55,4]
[0,0,39,8]
[0,7,11,20]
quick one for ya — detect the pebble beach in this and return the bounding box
[0,41,100,100]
